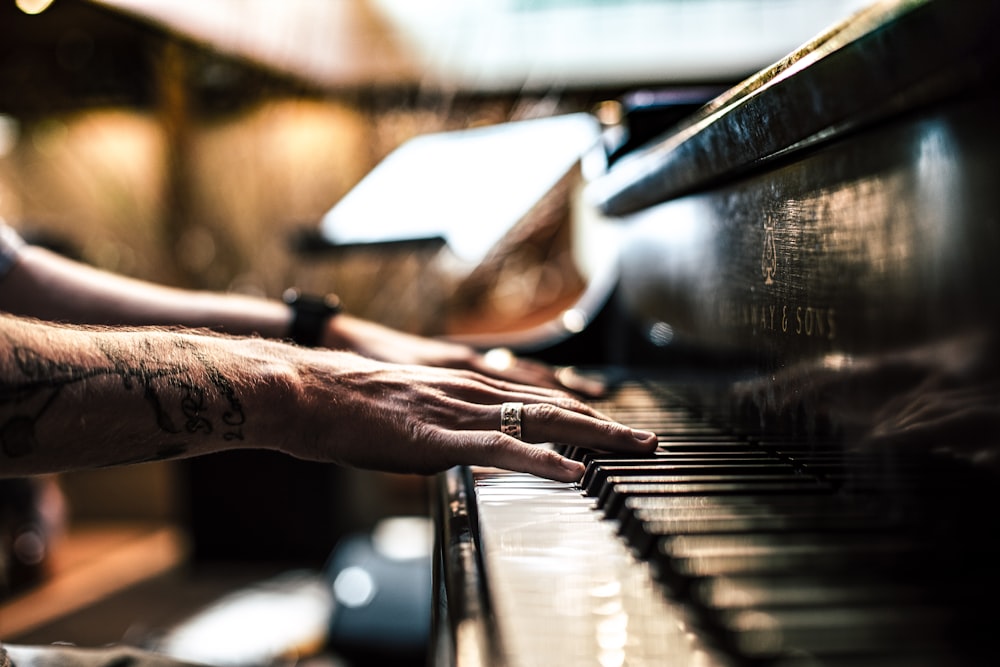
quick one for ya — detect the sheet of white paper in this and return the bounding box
[319,113,601,264]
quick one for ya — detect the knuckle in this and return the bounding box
[434,396,477,429]
[552,396,590,415]
[481,431,512,450]
[532,446,564,467]
[406,418,436,444]
[531,402,562,423]
[561,395,588,409]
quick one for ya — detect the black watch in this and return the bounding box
[282,288,342,347]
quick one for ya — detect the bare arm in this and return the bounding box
[0,244,292,337]
[0,245,603,394]
[0,314,655,481]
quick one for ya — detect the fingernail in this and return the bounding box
[632,429,657,443]
[561,459,585,476]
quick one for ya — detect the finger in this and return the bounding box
[443,379,617,422]
[494,402,657,453]
[444,429,586,482]
[554,366,606,398]
[477,348,546,384]
[503,359,606,399]
[476,350,605,397]
[457,368,578,401]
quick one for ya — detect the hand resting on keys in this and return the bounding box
[317,312,607,397]
[0,223,655,482]
[0,315,656,482]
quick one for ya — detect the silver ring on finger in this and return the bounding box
[500,402,524,441]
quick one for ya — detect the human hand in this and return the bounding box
[321,313,605,397]
[0,317,649,481]
[279,349,656,482]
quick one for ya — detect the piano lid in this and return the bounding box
[589,0,1000,217]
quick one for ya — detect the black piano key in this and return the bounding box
[580,457,786,488]
[622,501,880,532]
[599,478,833,519]
[655,433,745,441]
[615,494,864,535]
[626,510,888,556]
[564,436,755,462]
[719,604,956,659]
[765,651,963,667]
[582,463,798,497]
[584,453,780,467]
[692,574,948,611]
[594,473,816,504]
[580,442,758,458]
[657,533,923,579]
[622,493,853,515]
[654,426,738,435]
[658,442,761,453]
[792,462,851,476]
[561,438,749,460]
[781,451,849,460]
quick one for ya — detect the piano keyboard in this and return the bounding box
[468,381,992,667]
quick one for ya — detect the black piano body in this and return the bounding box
[432,0,1000,665]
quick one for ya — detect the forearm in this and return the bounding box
[0,243,601,397]
[0,245,292,338]
[0,307,657,482]
[0,314,300,477]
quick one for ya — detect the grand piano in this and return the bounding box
[431,0,1000,665]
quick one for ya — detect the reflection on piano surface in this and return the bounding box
[432,0,1000,665]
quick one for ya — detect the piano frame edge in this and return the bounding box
[430,466,504,667]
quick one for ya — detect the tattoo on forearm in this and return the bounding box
[0,337,247,462]
[188,344,245,441]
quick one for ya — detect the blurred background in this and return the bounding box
[0,0,871,656]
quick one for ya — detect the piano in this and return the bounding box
[431,1,1000,665]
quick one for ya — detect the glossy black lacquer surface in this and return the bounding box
[615,86,1000,475]
[434,1,1000,665]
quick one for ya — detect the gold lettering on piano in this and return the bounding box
[761,214,777,285]
[724,212,837,341]
[716,299,837,341]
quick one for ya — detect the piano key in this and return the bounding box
[564,438,759,461]
[720,605,956,659]
[582,462,798,496]
[572,450,773,469]
[657,533,924,579]
[598,479,833,519]
[622,493,851,514]
[626,511,888,556]
[588,449,774,461]
[615,494,870,537]
[582,454,781,469]
[448,374,997,665]
[657,442,763,453]
[768,652,967,667]
[692,574,949,610]
[580,456,787,488]
[567,437,754,460]
[469,469,739,667]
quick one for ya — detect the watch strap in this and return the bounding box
[283,288,342,347]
